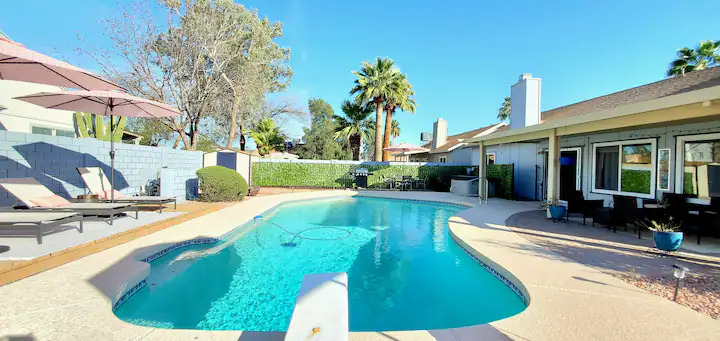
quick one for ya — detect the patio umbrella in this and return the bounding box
[383,142,429,153]
[0,36,124,91]
[14,90,180,202]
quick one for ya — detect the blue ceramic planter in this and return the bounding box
[548,205,566,220]
[653,231,683,251]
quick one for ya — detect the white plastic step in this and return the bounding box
[284,272,349,341]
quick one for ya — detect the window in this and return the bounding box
[31,126,75,138]
[439,156,447,163]
[486,152,496,165]
[592,139,656,198]
[31,126,53,136]
[676,134,720,201]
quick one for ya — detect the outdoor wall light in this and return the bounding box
[672,264,689,302]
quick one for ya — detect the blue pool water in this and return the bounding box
[115,196,526,331]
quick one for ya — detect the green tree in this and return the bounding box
[667,40,720,77]
[334,100,373,161]
[297,98,351,160]
[125,118,176,147]
[350,57,404,161]
[391,120,400,144]
[248,118,286,156]
[497,97,511,121]
[382,77,415,160]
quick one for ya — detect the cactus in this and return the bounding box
[74,112,126,142]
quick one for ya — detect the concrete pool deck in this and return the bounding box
[0,190,718,340]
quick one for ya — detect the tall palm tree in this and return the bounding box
[391,120,400,144]
[247,118,286,156]
[382,77,415,161]
[497,97,511,121]
[334,100,373,160]
[350,57,404,161]
[667,40,720,77]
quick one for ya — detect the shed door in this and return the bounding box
[217,152,237,170]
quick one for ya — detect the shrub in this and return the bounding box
[196,166,248,202]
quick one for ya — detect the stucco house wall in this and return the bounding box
[0,80,75,136]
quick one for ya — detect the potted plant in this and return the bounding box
[644,218,684,251]
[541,198,566,221]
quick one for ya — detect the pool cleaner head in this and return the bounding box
[281,242,298,247]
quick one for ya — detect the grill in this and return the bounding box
[350,168,373,188]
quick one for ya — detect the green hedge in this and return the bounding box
[487,164,514,199]
[252,162,471,191]
[252,162,515,197]
[621,169,651,194]
[197,166,249,202]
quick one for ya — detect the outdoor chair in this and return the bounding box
[401,176,413,191]
[565,190,603,225]
[0,211,82,244]
[414,177,427,190]
[662,193,704,244]
[611,195,643,238]
[0,178,138,225]
[77,167,176,213]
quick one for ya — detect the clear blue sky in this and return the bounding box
[2,0,718,144]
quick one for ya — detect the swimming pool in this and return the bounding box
[115,196,527,331]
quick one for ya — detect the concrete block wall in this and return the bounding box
[0,130,203,206]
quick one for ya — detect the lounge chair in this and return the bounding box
[77,167,177,213]
[0,211,82,244]
[0,178,138,225]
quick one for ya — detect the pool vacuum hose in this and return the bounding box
[253,215,352,247]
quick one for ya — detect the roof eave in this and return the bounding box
[465,85,720,144]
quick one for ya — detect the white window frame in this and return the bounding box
[561,147,582,190]
[675,132,720,204]
[439,156,447,163]
[591,138,656,199]
[485,152,496,165]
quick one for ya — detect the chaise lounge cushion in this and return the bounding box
[30,194,72,208]
[98,189,126,200]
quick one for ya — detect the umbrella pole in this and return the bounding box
[110,113,115,203]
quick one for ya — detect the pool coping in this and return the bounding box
[2,190,718,340]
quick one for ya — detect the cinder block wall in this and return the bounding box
[0,130,203,206]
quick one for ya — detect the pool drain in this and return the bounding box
[253,215,352,247]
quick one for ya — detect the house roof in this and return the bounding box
[541,66,720,122]
[422,122,506,154]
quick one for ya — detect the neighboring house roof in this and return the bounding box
[422,122,506,154]
[542,66,720,122]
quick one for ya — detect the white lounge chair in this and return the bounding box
[0,178,138,225]
[77,167,177,213]
[0,211,82,244]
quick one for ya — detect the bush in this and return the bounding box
[196,166,248,202]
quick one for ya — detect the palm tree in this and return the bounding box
[382,77,415,161]
[497,97,511,121]
[334,100,373,160]
[667,40,720,77]
[350,57,404,161]
[391,120,400,144]
[247,118,286,156]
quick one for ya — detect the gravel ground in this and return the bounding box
[616,272,720,319]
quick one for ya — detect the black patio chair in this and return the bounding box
[662,193,703,244]
[565,190,603,225]
[612,195,643,238]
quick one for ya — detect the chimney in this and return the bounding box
[510,73,542,129]
[432,118,448,149]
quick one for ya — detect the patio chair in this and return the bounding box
[611,195,643,238]
[77,167,177,213]
[414,176,427,190]
[0,178,138,225]
[662,193,704,244]
[565,190,603,225]
[0,211,82,244]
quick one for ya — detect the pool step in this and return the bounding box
[285,272,349,341]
